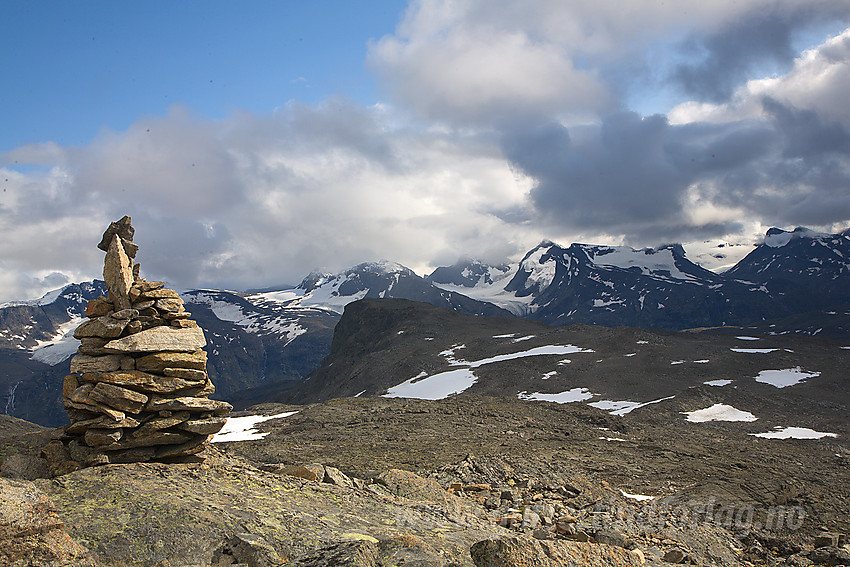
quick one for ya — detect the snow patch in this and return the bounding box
[620,490,655,501]
[518,388,595,403]
[683,403,757,423]
[704,379,733,387]
[589,395,675,416]
[754,367,820,388]
[211,411,299,443]
[751,427,838,439]
[30,316,83,365]
[385,344,594,401]
[384,368,477,400]
[731,348,778,353]
[736,336,761,341]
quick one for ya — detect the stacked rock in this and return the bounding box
[61,216,231,466]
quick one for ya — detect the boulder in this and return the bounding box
[0,478,95,566]
[470,536,643,567]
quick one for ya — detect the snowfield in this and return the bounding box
[754,367,820,388]
[751,427,837,439]
[683,403,758,423]
[211,411,299,443]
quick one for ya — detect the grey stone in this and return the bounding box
[146,396,232,415]
[102,325,206,353]
[0,453,49,480]
[84,369,204,395]
[87,382,148,413]
[69,354,122,374]
[73,315,129,339]
[135,351,207,372]
[178,416,227,435]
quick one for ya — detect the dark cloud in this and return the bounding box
[671,5,849,103]
[504,95,850,242]
[501,112,774,241]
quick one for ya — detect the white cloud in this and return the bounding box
[0,101,543,303]
[670,28,850,126]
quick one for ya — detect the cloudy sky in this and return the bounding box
[2,1,850,303]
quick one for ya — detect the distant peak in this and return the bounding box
[763,227,826,248]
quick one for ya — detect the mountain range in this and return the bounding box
[2,226,849,426]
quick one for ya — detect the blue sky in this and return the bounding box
[2,1,850,303]
[1,1,406,150]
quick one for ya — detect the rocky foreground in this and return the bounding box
[2,393,848,567]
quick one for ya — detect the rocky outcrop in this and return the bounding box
[0,477,95,567]
[56,216,230,468]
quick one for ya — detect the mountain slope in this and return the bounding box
[497,241,776,329]
[726,227,850,312]
[282,298,850,444]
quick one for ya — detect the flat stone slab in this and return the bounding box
[102,326,206,353]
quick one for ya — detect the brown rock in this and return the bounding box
[97,215,135,252]
[663,548,687,564]
[69,353,122,374]
[77,337,110,355]
[140,288,180,300]
[102,430,195,451]
[163,367,207,381]
[171,319,199,328]
[174,378,216,398]
[73,315,129,339]
[146,396,232,415]
[83,369,204,394]
[101,325,206,353]
[324,465,355,488]
[64,398,126,422]
[111,308,139,320]
[154,297,184,312]
[87,382,148,413]
[0,478,95,566]
[470,536,642,567]
[84,296,113,318]
[178,416,227,435]
[40,441,80,477]
[136,351,207,372]
[133,412,191,438]
[62,374,80,399]
[84,428,123,448]
[65,414,141,435]
[104,234,134,310]
[131,299,155,310]
[130,280,165,295]
[105,446,157,464]
[155,436,210,459]
[283,464,325,482]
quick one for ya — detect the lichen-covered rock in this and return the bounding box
[0,478,95,567]
[470,536,643,567]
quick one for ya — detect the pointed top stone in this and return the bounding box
[98,215,138,258]
[104,234,134,310]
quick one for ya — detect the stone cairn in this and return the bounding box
[61,216,231,466]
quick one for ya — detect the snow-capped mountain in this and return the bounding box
[426,259,534,316]
[726,227,850,312]
[487,240,775,329]
[4,227,849,426]
[0,281,107,425]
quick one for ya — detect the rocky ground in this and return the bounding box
[2,392,848,567]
